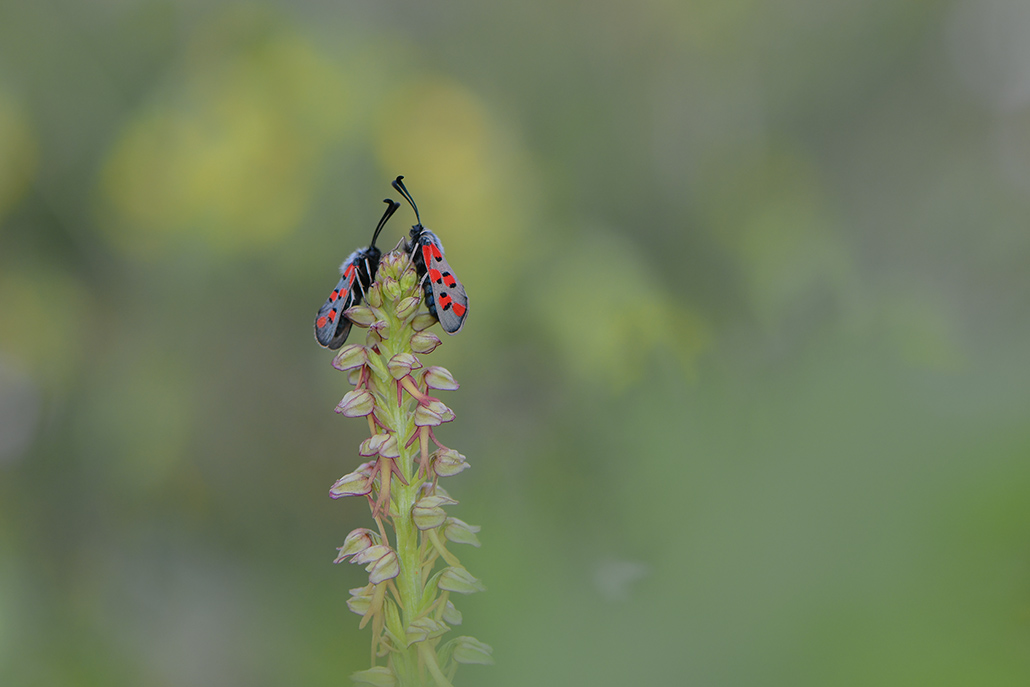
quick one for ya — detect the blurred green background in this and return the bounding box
[2,0,1030,684]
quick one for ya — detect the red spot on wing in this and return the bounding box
[443,275,457,288]
[328,311,337,322]
[438,293,453,309]
[451,302,466,317]
[317,316,328,328]
[344,264,355,279]
[330,290,339,301]
[421,245,435,265]
[428,268,443,283]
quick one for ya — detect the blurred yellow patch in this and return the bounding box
[375,78,539,309]
[675,0,762,56]
[71,350,196,491]
[704,146,855,326]
[536,231,712,389]
[0,265,91,387]
[0,90,37,226]
[100,13,351,258]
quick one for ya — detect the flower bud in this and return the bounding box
[367,549,400,584]
[450,636,494,665]
[344,305,376,327]
[359,434,390,457]
[379,251,404,278]
[412,493,458,530]
[334,528,379,562]
[414,404,443,427]
[381,276,401,301]
[405,616,448,646]
[411,313,437,332]
[422,483,454,500]
[437,567,485,594]
[378,434,400,459]
[424,366,459,391]
[409,331,441,354]
[443,517,481,547]
[331,344,367,371]
[329,461,375,498]
[387,353,421,380]
[362,347,390,381]
[350,666,396,687]
[368,320,390,341]
[395,295,420,321]
[346,584,374,616]
[442,600,462,625]
[412,400,454,426]
[433,448,469,477]
[427,400,455,422]
[400,265,418,293]
[336,389,374,416]
[351,544,391,566]
[365,283,383,308]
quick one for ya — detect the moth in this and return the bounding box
[392,176,469,334]
[314,198,400,349]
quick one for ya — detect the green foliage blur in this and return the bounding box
[2,1,1029,684]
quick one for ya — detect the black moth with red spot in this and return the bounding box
[314,199,400,349]
[392,176,469,334]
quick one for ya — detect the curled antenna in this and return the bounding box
[391,175,422,226]
[370,198,400,249]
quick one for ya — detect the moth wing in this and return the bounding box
[314,267,358,349]
[420,242,468,334]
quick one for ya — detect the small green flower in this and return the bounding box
[329,462,375,498]
[336,389,375,417]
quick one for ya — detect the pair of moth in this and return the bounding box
[314,176,469,349]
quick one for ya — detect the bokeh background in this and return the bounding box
[2,0,1030,684]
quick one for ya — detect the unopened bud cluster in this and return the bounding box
[327,250,491,686]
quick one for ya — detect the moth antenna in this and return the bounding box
[392,175,422,227]
[370,198,400,249]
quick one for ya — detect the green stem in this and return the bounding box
[379,322,426,681]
